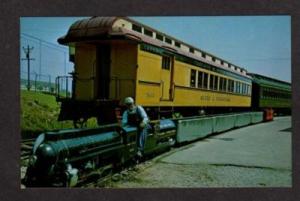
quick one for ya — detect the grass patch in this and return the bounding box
[21,90,97,138]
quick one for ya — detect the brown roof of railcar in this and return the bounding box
[58,16,251,79]
[58,17,119,43]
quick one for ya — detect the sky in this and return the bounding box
[20,16,291,82]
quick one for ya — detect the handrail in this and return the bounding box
[55,75,73,101]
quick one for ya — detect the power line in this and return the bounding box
[21,33,67,52]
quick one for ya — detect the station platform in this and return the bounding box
[163,116,291,170]
[113,116,292,187]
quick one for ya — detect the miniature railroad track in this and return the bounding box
[76,164,115,187]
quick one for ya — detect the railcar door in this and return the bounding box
[96,45,111,99]
[160,54,174,101]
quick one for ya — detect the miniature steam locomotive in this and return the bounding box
[24,119,176,187]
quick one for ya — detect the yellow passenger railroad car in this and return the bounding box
[57,17,252,126]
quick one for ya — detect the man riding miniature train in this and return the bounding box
[122,97,151,158]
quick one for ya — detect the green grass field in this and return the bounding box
[21,90,97,138]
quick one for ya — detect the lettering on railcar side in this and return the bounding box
[216,97,230,102]
[146,92,155,98]
[200,96,211,101]
[200,95,231,102]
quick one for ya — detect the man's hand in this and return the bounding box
[139,122,146,128]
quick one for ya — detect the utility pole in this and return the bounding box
[22,45,35,91]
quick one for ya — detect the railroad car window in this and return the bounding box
[198,71,203,88]
[162,56,171,70]
[235,82,240,94]
[219,77,227,91]
[228,79,234,92]
[228,64,231,68]
[264,89,269,98]
[212,57,216,62]
[241,83,244,94]
[240,83,244,94]
[202,53,206,58]
[144,29,153,37]
[175,41,181,48]
[189,48,195,53]
[266,89,269,98]
[165,37,172,44]
[214,76,219,90]
[190,69,196,87]
[221,60,224,65]
[227,80,232,92]
[285,93,290,99]
[248,85,251,95]
[233,81,236,93]
[132,24,142,33]
[219,77,224,91]
[271,90,275,99]
[156,33,164,41]
[209,75,214,90]
[224,78,228,91]
[232,80,235,92]
[203,73,208,88]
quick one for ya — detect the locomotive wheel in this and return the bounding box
[73,117,88,128]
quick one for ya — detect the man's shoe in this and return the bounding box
[137,150,143,158]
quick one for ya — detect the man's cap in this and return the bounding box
[124,97,134,104]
